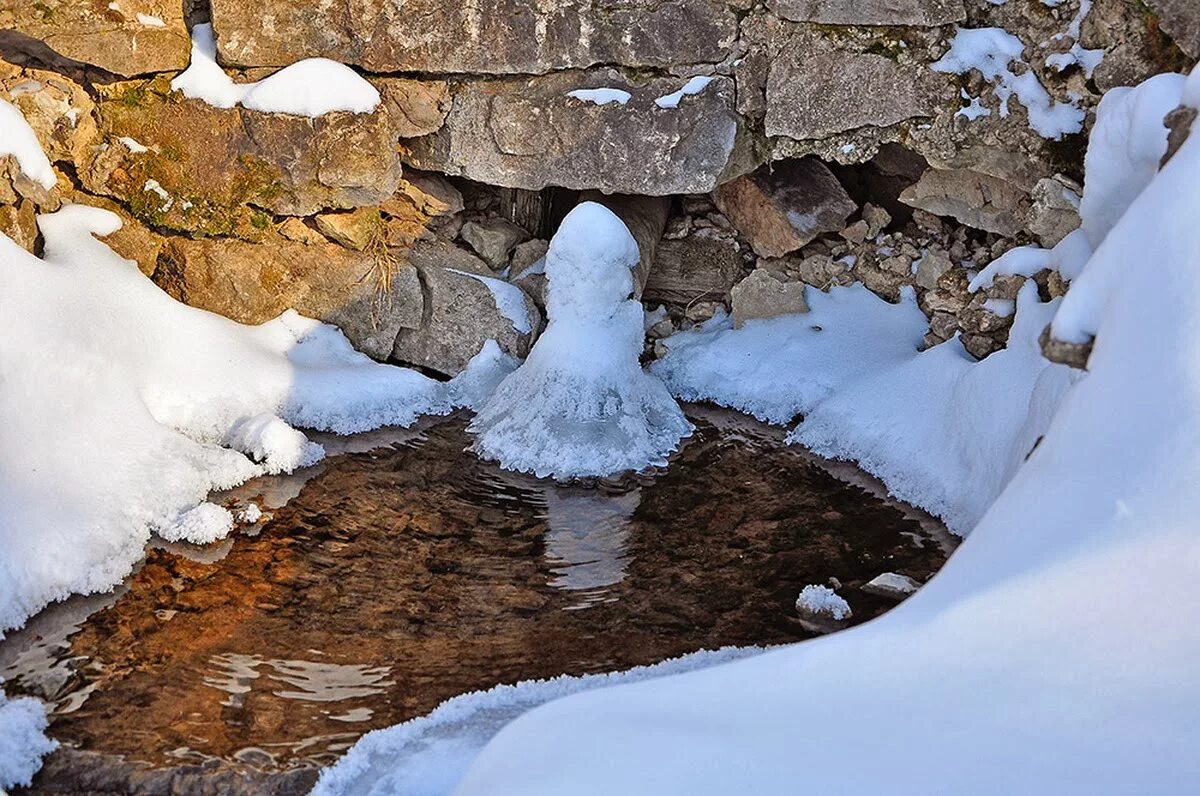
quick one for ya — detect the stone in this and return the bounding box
[381,172,465,245]
[155,233,423,360]
[731,269,809,328]
[79,78,402,236]
[862,572,922,600]
[644,237,745,307]
[209,0,737,74]
[768,0,964,26]
[962,333,1002,360]
[0,1,190,76]
[65,192,165,276]
[373,78,452,138]
[278,217,327,245]
[714,158,857,258]
[314,207,385,251]
[1027,176,1082,247]
[767,48,945,141]
[1162,106,1197,167]
[1,63,99,168]
[1147,0,1200,58]
[915,249,953,291]
[899,168,1030,237]
[1040,325,1092,370]
[392,242,541,375]
[405,70,759,195]
[684,300,724,324]
[0,200,37,251]
[509,239,550,309]
[861,203,892,238]
[460,218,530,269]
[840,220,869,244]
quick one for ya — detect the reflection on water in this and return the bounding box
[3,408,953,792]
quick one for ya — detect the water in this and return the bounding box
[2,407,953,793]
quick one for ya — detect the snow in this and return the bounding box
[446,268,534,335]
[0,99,56,189]
[794,585,851,620]
[118,136,149,153]
[0,689,54,789]
[955,89,992,120]
[444,340,520,412]
[654,76,713,109]
[136,12,165,27]
[0,201,454,636]
[170,24,380,116]
[312,647,766,796]
[933,27,1085,139]
[438,64,1200,795]
[468,202,692,479]
[565,88,631,106]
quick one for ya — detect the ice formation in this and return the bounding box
[0,689,55,789]
[468,202,692,479]
[170,24,380,116]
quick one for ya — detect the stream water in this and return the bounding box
[1,406,954,795]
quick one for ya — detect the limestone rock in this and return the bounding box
[915,249,953,291]
[392,243,541,375]
[405,70,759,195]
[0,200,37,251]
[155,233,422,360]
[644,237,745,307]
[80,79,402,235]
[0,63,98,168]
[1027,176,1082,247]
[0,1,189,76]
[314,208,384,251]
[862,572,922,600]
[209,0,737,74]
[767,48,945,141]
[899,168,1030,237]
[278,217,327,245]
[713,158,857,258]
[768,0,964,26]
[381,172,465,245]
[1147,0,1200,58]
[373,78,452,138]
[1039,325,1092,370]
[460,218,530,269]
[731,270,809,328]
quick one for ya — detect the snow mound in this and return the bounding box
[171,24,379,116]
[0,690,55,790]
[468,202,692,479]
[0,99,56,189]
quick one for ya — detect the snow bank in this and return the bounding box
[170,24,379,116]
[424,67,1200,795]
[468,202,692,479]
[312,647,765,796]
[0,203,450,635]
[0,689,55,789]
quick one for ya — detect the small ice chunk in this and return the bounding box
[160,502,234,544]
[238,503,264,523]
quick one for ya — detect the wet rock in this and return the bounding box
[713,158,857,258]
[155,233,422,360]
[79,79,402,235]
[460,218,530,269]
[314,207,385,251]
[0,1,190,76]
[1028,176,1082,247]
[768,0,964,26]
[644,237,744,307]
[209,0,737,73]
[391,242,541,375]
[900,168,1030,237]
[731,269,809,328]
[404,70,759,195]
[374,78,452,138]
[862,572,921,600]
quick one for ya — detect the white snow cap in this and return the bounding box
[0,99,56,189]
[171,24,380,116]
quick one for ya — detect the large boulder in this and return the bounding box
[0,0,190,76]
[79,78,402,236]
[714,158,857,258]
[644,236,746,307]
[404,70,760,195]
[209,0,736,74]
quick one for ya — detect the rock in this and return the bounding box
[381,172,465,245]
[0,1,190,76]
[914,249,953,291]
[731,269,809,327]
[0,200,37,251]
[510,239,548,274]
[644,237,745,307]
[373,78,452,138]
[509,239,550,309]
[1,62,99,168]
[1039,324,1092,370]
[713,158,857,258]
[404,70,759,195]
[1147,0,1200,58]
[79,78,402,236]
[768,0,964,26]
[684,300,724,324]
[1162,106,1197,167]
[962,333,1003,360]
[861,203,892,238]
[899,168,1030,237]
[155,233,422,360]
[314,207,385,251]
[862,572,922,600]
[66,192,165,276]
[793,584,852,635]
[1027,176,1082,247]
[766,48,945,141]
[209,0,737,74]
[840,220,869,244]
[460,218,530,269]
[278,217,327,245]
[392,242,541,375]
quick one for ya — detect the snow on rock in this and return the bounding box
[419,63,1200,796]
[170,24,379,116]
[468,202,692,479]
[933,27,1084,140]
[654,76,713,109]
[0,202,450,636]
[311,647,766,796]
[565,88,631,106]
[445,268,534,335]
[0,689,55,790]
[862,572,922,600]
[444,340,521,412]
[794,585,851,620]
[0,99,56,189]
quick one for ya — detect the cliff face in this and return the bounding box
[0,0,1195,373]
